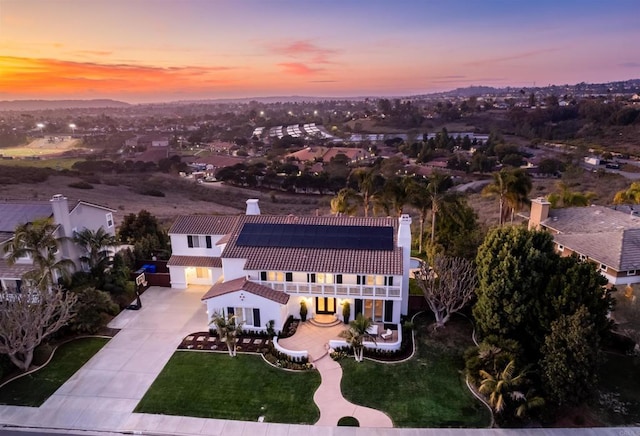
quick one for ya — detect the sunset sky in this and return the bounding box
[1,0,638,103]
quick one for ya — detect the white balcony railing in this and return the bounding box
[257,280,402,298]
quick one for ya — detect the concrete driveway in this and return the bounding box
[0,285,208,432]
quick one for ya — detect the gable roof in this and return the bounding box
[169,215,239,235]
[201,277,289,304]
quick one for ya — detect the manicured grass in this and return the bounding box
[340,313,491,428]
[135,352,321,424]
[337,416,360,426]
[0,337,109,406]
[592,353,640,425]
[0,157,83,170]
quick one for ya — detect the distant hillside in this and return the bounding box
[0,99,131,111]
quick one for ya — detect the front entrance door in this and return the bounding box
[316,297,336,314]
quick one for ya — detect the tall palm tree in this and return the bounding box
[478,359,527,414]
[375,176,411,217]
[4,217,74,290]
[339,313,377,362]
[73,227,117,277]
[330,188,361,216]
[351,168,381,217]
[482,169,532,225]
[209,312,245,357]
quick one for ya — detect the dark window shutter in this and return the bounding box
[253,308,261,328]
[187,235,194,248]
[260,271,267,281]
[227,307,234,316]
[384,300,393,323]
[355,299,363,316]
[285,272,293,282]
[336,274,343,284]
[388,276,394,286]
[308,273,316,283]
[16,280,22,293]
[357,275,362,285]
[206,235,212,248]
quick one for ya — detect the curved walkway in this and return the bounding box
[278,321,393,427]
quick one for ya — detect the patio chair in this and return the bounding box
[381,329,392,341]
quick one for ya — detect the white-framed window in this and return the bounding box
[317,273,334,284]
[267,271,284,281]
[557,244,564,252]
[600,263,607,272]
[579,254,587,261]
[628,270,637,276]
[106,213,114,228]
[228,307,261,327]
[187,235,200,248]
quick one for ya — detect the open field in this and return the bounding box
[0,137,82,158]
[0,157,83,170]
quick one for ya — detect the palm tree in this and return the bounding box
[375,176,411,217]
[514,388,545,419]
[73,227,117,278]
[209,312,245,357]
[482,169,532,225]
[330,188,361,216]
[351,168,381,217]
[478,359,527,414]
[4,217,74,290]
[339,313,376,362]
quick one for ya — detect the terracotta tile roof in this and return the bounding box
[167,255,222,268]
[222,215,403,275]
[169,215,239,235]
[201,277,289,304]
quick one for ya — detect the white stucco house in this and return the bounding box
[168,199,412,334]
[0,194,116,291]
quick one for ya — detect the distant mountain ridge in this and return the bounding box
[0,99,131,111]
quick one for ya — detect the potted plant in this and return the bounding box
[342,300,351,324]
[300,300,308,322]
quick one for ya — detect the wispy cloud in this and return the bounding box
[71,50,114,57]
[620,61,640,68]
[268,39,339,76]
[277,62,323,76]
[309,80,338,83]
[0,56,238,97]
[465,48,559,67]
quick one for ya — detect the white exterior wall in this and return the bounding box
[170,234,226,257]
[204,290,287,332]
[604,272,640,286]
[169,266,188,289]
[222,258,247,282]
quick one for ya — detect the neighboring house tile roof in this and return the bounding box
[542,205,640,272]
[0,203,53,232]
[221,215,402,275]
[167,255,222,268]
[0,259,34,280]
[201,277,290,304]
[169,215,239,235]
[542,205,640,234]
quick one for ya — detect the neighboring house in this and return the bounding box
[528,197,640,285]
[168,199,412,335]
[0,194,116,291]
[285,146,371,164]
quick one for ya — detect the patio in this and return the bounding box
[277,318,400,362]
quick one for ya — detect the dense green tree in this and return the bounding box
[67,287,119,334]
[540,306,601,406]
[73,227,116,282]
[118,210,170,260]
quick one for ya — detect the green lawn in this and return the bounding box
[0,157,83,170]
[592,353,640,425]
[0,337,109,406]
[340,313,491,428]
[135,352,321,424]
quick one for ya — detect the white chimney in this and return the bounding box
[398,214,412,316]
[50,194,72,258]
[246,199,260,215]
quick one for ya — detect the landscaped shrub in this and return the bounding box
[342,301,350,324]
[299,300,308,322]
[279,315,299,339]
[337,416,359,426]
[263,343,312,370]
[68,287,119,333]
[68,181,94,189]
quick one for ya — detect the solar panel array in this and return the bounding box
[236,223,394,251]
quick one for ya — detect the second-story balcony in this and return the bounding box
[256,280,402,299]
